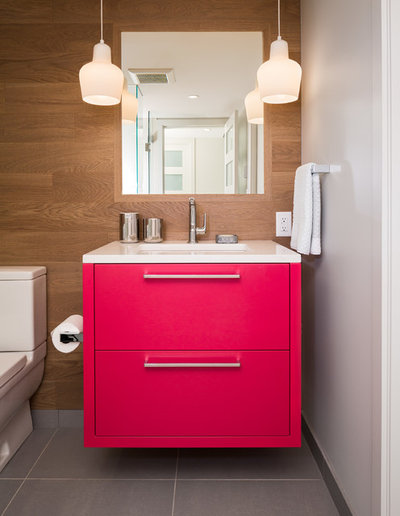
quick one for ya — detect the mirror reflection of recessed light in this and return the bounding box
[204,128,211,132]
[188,94,199,99]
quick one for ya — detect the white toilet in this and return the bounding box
[0,266,47,472]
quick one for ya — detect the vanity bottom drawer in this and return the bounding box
[95,351,290,437]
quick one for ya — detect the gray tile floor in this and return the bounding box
[0,428,339,516]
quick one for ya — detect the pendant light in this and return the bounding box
[79,0,124,106]
[244,83,263,124]
[257,0,302,104]
[122,80,139,124]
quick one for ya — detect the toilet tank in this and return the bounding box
[0,266,47,351]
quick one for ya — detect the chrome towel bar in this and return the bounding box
[311,164,341,174]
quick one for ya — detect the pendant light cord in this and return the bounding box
[277,0,281,39]
[100,0,104,43]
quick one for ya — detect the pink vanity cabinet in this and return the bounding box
[83,259,301,448]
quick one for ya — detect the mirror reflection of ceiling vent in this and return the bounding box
[128,68,175,85]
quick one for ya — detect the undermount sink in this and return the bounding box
[137,243,249,254]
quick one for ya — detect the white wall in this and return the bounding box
[195,138,225,193]
[256,125,264,194]
[301,1,381,515]
[237,107,248,194]
[381,2,400,514]
[121,121,137,194]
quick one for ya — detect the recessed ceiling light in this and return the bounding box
[204,128,211,132]
[188,94,199,99]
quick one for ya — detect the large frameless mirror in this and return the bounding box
[121,32,264,195]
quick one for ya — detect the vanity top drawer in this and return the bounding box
[95,350,290,437]
[94,263,289,351]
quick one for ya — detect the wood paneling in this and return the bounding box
[1,113,75,142]
[0,1,53,24]
[0,0,301,409]
[3,83,86,113]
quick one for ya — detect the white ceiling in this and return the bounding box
[121,32,263,119]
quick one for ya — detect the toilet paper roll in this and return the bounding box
[51,315,83,353]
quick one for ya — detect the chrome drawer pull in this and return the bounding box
[143,274,240,279]
[144,362,241,368]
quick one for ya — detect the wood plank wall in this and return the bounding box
[0,0,301,409]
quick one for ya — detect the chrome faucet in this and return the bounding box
[188,197,207,243]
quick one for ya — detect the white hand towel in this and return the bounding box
[310,173,321,255]
[290,163,321,255]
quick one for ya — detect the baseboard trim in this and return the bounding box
[302,416,353,516]
[32,410,83,428]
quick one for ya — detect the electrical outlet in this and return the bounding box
[276,212,292,237]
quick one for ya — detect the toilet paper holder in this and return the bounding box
[52,314,83,353]
[60,332,83,344]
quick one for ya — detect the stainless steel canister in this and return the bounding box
[120,213,139,243]
[143,218,163,243]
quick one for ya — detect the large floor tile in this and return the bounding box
[31,410,59,429]
[173,480,339,516]
[29,429,177,479]
[178,440,321,479]
[0,429,54,479]
[0,480,21,514]
[58,410,83,428]
[4,479,174,516]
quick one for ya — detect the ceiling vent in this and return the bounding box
[128,68,175,85]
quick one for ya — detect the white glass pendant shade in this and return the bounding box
[79,42,124,106]
[257,38,302,104]
[244,87,263,124]
[122,82,138,124]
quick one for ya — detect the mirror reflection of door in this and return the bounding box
[224,111,238,194]
[163,124,225,194]
[164,139,194,194]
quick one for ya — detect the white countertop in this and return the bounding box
[83,240,301,264]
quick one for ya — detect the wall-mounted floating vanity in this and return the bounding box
[82,240,301,448]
